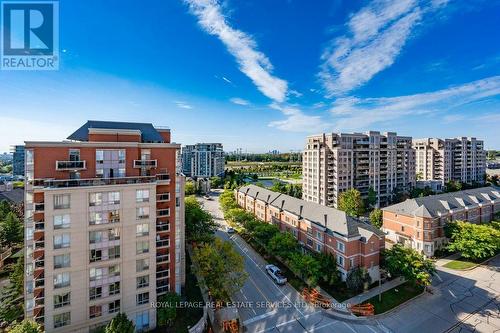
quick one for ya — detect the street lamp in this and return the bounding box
[378,269,390,302]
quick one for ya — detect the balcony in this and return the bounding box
[134,160,157,168]
[156,223,170,232]
[34,221,45,230]
[156,239,169,248]
[156,193,170,202]
[31,176,157,189]
[157,209,170,218]
[56,160,86,170]
[156,169,170,184]
[156,254,170,263]
[34,202,44,212]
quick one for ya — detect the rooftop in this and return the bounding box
[67,120,167,143]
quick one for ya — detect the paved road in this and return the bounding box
[200,192,390,333]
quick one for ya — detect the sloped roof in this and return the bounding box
[67,120,165,142]
[383,186,500,218]
[238,184,384,238]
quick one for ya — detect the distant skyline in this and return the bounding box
[1,0,500,152]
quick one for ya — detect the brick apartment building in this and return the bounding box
[236,185,385,281]
[382,187,500,256]
[303,132,415,208]
[23,121,185,332]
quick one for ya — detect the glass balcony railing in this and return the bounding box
[133,160,158,168]
[31,176,157,189]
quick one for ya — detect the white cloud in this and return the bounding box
[319,0,448,96]
[185,0,288,102]
[268,103,328,133]
[174,100,193,109]
[230,97,250,106]
[328,76,500,130]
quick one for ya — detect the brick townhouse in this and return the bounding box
[382,187,500,257]
[236,185,384,281]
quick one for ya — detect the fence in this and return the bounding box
[188,305,208,333]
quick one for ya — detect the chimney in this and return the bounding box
[324,214,328,227]
[280,199,285,211]
[299,205,303,219]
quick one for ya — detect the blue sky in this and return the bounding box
[0,0,499,152]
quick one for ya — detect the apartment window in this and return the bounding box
[316,243,322,252]
[54,194,70,209]
[349,258,355,268]
[54,254,70,269]
[54,272,70,288]
[54,214,70,229]
[118,150,126,163]
[136,207,150,219]
[306,238,313,247]
[136,275,149,289]
[135,311,149,331]
[96,150,104,163]
[316,231,323,241]
[90,267,104,281]
[136,223,149,236]
[53,312,71,328]
[109,245,120,260]
[89,286,102,300]
[337,241,345,253]
[89,193,103,206]
[401,226,405,232]
[136,292,149,305]
[108,191,120,204]
[54,233,70,249]
[109,265,120,277]
[337,255,344,267]
[89,305,102,319]
[307,227,312,235]
[108,228,120,241]
[108,300,120,314]
[136,240,149,254]
[136,259,149,272]
[54,292,71,309]
[89,230,104,244]
[109,281,120,296]
[136,189,150,203]
[89,212,103,225]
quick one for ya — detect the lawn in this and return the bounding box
[444,258,480,270]
[362,282,424,314]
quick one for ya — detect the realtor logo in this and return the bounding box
[1,1,59,70]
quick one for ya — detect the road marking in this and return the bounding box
[243,294,248,300]
[254,312,321,333]
[365,325,379,333]
[242,309,279,326]
[343,322,358,333]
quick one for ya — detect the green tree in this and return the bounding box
[0,254,24,324]
[0,200,10,219]
[192,238,248,302]
[253,223,280,246]
[317,252,340,286]
[369,209,383,229]
[225,208,254,226]
[185,181,196,195]
[338,189,364,217]
[267,232,298,260]
[367,187,377,207]
[445,221,500,260]
[0,212,23,247]
[288,253,321,286]
[157,292,181,327]
[210,176,223,189]
[185,196,218,243]
[219,190,239,212]
[444,180,462,193]
[9,319,43,333]
[346,267,371,291]
[105,313,135,333]
[384,244,436,286]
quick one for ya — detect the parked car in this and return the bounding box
[226,227,235,234]
[265,264,287,285]
[204,195,212,200]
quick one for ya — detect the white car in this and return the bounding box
[226,227,235,234]
[265,264,287,285]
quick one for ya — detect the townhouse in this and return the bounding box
[236,185,385,282]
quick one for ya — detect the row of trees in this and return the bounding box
[445,220,500,260]
[0,200,23,248]
[226,152,302,162]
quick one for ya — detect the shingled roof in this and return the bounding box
[383,186,500,218]
[238,184,384,239]
[67,120,165,142]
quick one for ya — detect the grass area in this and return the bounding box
[444,259,478,270]
[362,282,424,315]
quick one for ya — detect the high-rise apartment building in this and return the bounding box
[181,143,224,178]
[303,132,415,208]
[12,145,25,176]
[413,137,486,185]
[24,121,185,332]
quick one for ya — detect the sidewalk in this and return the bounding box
[341,277,406,306]
[434,252,461,267]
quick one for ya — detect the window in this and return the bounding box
[401,226,405,232]
[136,292,149,305]
[118,150,126,163]
[136,259,149,272]
[108,228,120,241]
[136,240,149,254]
[109,265,120,277]
[96,150,104,163]
[54,234,70,249]
[136,224,149,236]
[89,193,102,206]
[54,292,70,309]
[135,311,149,331]
[89,212,103,225]
[109,300,120,314]
[54,254,70,269]
[349,258,355,268]
[337,255,344,267]
[90,249,102,262]
[54,272,70,288]
[109,246,120,260]
[306,238,313,247]
[109,282,120,295]
[136,275,149,289]
[90,267,104,281]
[54,214,70,229]
[54,312,71,328]
[307,227,312,235]
[89,305,102,319]
[316,243,322,252]
[136,207,150,219]
[89,286,102,300]
[69,149,80,161]
[136,189,150,203]
[89,230,104,244]
[316,231,323,241]
[337,241,345,253]
[54,194,70,209]
[108,191,120,204]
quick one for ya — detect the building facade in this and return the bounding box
[382,187,500,257]
[12,145,25,176]
[181,143,224,178]
[413,137,486,185]
[236,185,385,281]
[303,132,415,208]
[24,121,185,332]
